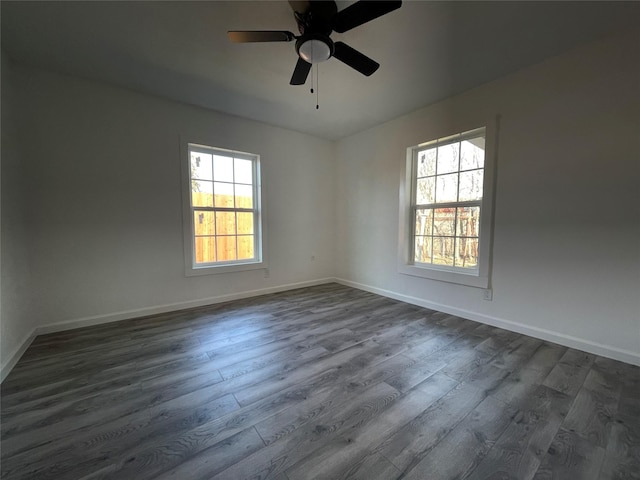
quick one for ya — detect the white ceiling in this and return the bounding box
[2,1,639,140]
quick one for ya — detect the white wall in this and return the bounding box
[1,64,335,372]
[335,30,640,364]
[1,55,36,374]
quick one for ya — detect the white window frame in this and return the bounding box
[182,142,266,276]
[398,120,497,288]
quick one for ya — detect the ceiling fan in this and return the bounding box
[228,1,402,85]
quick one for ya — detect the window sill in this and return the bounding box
[185,260,267,277]
[398,263,489,288]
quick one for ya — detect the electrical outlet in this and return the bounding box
[483,288,493,301]
[264,268,270,279]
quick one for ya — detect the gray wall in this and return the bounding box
[1,55,35,372]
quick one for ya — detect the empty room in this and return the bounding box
[1,1,639,479]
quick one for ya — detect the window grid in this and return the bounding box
[189,145,259,266]
[411,130,484,270]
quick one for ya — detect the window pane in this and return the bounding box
[187,145,261,271]
[237,212,254,235]
[432,237,454,266]
[415,209,433,236]
[433,208,456,236]
[194,211,215,236]
[437,142,459,174]
[414,236,432,264]
[417,148,436,177]
[407,130,486,276]
[459,170,483,201]
[435,174,458,203]
[455,237,479,268]
[237,235,255,260]
[213,155,234,182]
[216,236,237,261]
[460,137,485,171]
[234,159,253,185]
[214,182,234,208]
[235,184,253,209]
[457,206,481,237]
[215,211,236,235]
[192,180,213,207]
[416,177,435,205]
[194,236,216,264]
[191,152,213,180]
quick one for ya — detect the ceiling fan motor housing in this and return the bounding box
[295,34,334,64]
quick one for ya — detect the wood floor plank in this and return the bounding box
[1,392,241,479]
[542,349,596,397]
[593,356,640,419]
[210,382,402,480]
[76,366,341,478]
[3,332,206,393]
[491,366,554,409]
[374,381,489,476]
[533,428,606,480]
[466,385,572,480]
[401,395,517,480]
[252,351,453,448]
[1,380,146,438]
[562,368,621,448]
[1,283,638,480]
[598,413,640,480]
[1,360,147,411]
[488,343,566,409]
[383,359,436,393]
[153,427,266,480]
[231,339,381,407]
[59,345,406,479]
[283,373,458,480]
[2,365,225,458]
[341,452,401,480]
[418,332,491,375]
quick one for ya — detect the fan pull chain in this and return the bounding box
[310,42,315,95]
[310,65,314,94]
[308,57,319,110]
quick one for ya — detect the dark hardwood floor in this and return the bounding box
[1,283,638,479]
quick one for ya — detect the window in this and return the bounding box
[183,144,264,275]
[399,124,496,288]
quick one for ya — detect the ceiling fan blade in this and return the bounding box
[227,31,295,43]
[332,1,402,33]
[333,41,379,76]
[290,57,312,85]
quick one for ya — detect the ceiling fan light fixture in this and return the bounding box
[298,39,332,63]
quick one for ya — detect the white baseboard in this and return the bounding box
[334,277,640,367]
[1,278,334,382]
[1,330,37,383]
[3,275,638,383]
[34,278,335,335]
